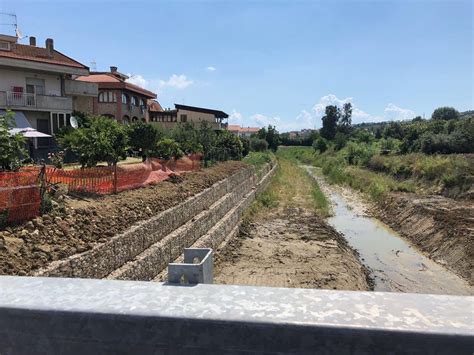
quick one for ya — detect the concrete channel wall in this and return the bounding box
[34,161,276,281]
[1,277,472,354]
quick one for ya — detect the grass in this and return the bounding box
[281,146,417,202]
[243,149,330,221]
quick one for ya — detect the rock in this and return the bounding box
[19,229,29,238]
[51,200,60,209]
[25,221,35,231]
[4,236,25,254]
[31,229,40,238]
[54,216,62,224]
[34,244,51,254]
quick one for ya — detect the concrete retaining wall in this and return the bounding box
[35,161,276,281]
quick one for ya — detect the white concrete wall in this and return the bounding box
[0,68,61,96]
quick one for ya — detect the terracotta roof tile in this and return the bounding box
[0,43,87,69]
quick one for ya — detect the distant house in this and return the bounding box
[150,104,229,130]
[228,125,260,138]
[76,66,157,123]
[0,34,96,160]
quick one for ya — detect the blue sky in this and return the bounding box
[1,0,472,131]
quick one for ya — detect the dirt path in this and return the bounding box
[214,208,370,290]
[214,157,371,291]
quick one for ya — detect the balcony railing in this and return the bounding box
[6,91,36,107]
[0,91,73,111]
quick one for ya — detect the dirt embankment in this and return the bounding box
[215,207,371,290]
[375,193,473,285]
[0,161,247,276]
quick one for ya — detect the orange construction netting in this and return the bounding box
[0,154,203,224]
[0,167,42,223]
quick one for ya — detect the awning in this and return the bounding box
[9,127,52,138]
[0,110,32,129]
[1,110,52,138]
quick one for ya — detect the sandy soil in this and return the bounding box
[214,207,371,290]
[375,193,474,285]
[0,161,247,275]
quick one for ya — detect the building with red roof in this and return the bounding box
[0,34,96,161]
[76,66,157,124]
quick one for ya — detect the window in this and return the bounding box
[122,93,129,104]
[140,99,145,107]
[132,96,139,106]
[26,78,45,95]
[51,112,71,134]
[0,41,10,51]
[37,119,52,147]
[98,91,117,103]
[180,114,187,123]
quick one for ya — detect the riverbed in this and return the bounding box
[305,166,472,296]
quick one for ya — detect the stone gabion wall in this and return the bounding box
[35,161,276,281]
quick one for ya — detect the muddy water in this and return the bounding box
[305,166,472,296]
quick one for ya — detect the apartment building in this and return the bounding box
[75,67,157,123]
[228,125,260,138]
[150,104,228,130]
[0,34,97,159]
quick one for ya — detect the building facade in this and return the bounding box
[76,67,157,123]
[228,125,260,138]
[150,104,228,130]
[0,34,96,160]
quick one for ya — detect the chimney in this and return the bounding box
[29,36,36,46]
[110,66,118,73]
[45,38,54,57]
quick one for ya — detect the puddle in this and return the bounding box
[305,166,472,295]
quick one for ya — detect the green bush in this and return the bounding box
[152,138,184,160]
[57,115,128,167]
[128,122,162,160]
[0,110,27,171]
[250,138,268,152]
[312,137,328,153]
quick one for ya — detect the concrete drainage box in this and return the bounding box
[168,248,213,284]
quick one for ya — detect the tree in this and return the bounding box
[214,130,244,160]
[338,102,353,134]
[171,122,203,155]
[128,122,161,161]
[257,125,280,151]
[198,121,218,162]
[383,122,404,140]
[312,137,328,153]
[57,115,128,167]
[250,138,268,152]
[152,138,184,160]
[432,107,459,121]
[0,110,26,171]
[320,105,339,140]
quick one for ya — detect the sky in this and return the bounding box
[0,0,472,131]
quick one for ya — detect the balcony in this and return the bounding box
[64,79,98,97]
[0,91,73,111]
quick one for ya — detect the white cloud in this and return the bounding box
[126,74,148,88]
[229,109,243,123]
[126,73,193,93]
[206,66,216,72]
[384,103,416,121]
[159,74,193,89]
[296,94,416,129]
[250,113,281,126]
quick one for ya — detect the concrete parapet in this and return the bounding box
[0,276,472,354]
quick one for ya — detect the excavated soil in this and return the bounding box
[214,207,372,291]
[0,161,247,276]
[375,193,474,285]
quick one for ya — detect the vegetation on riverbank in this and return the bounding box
[283,145,473,200]
[243,150,329,221]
